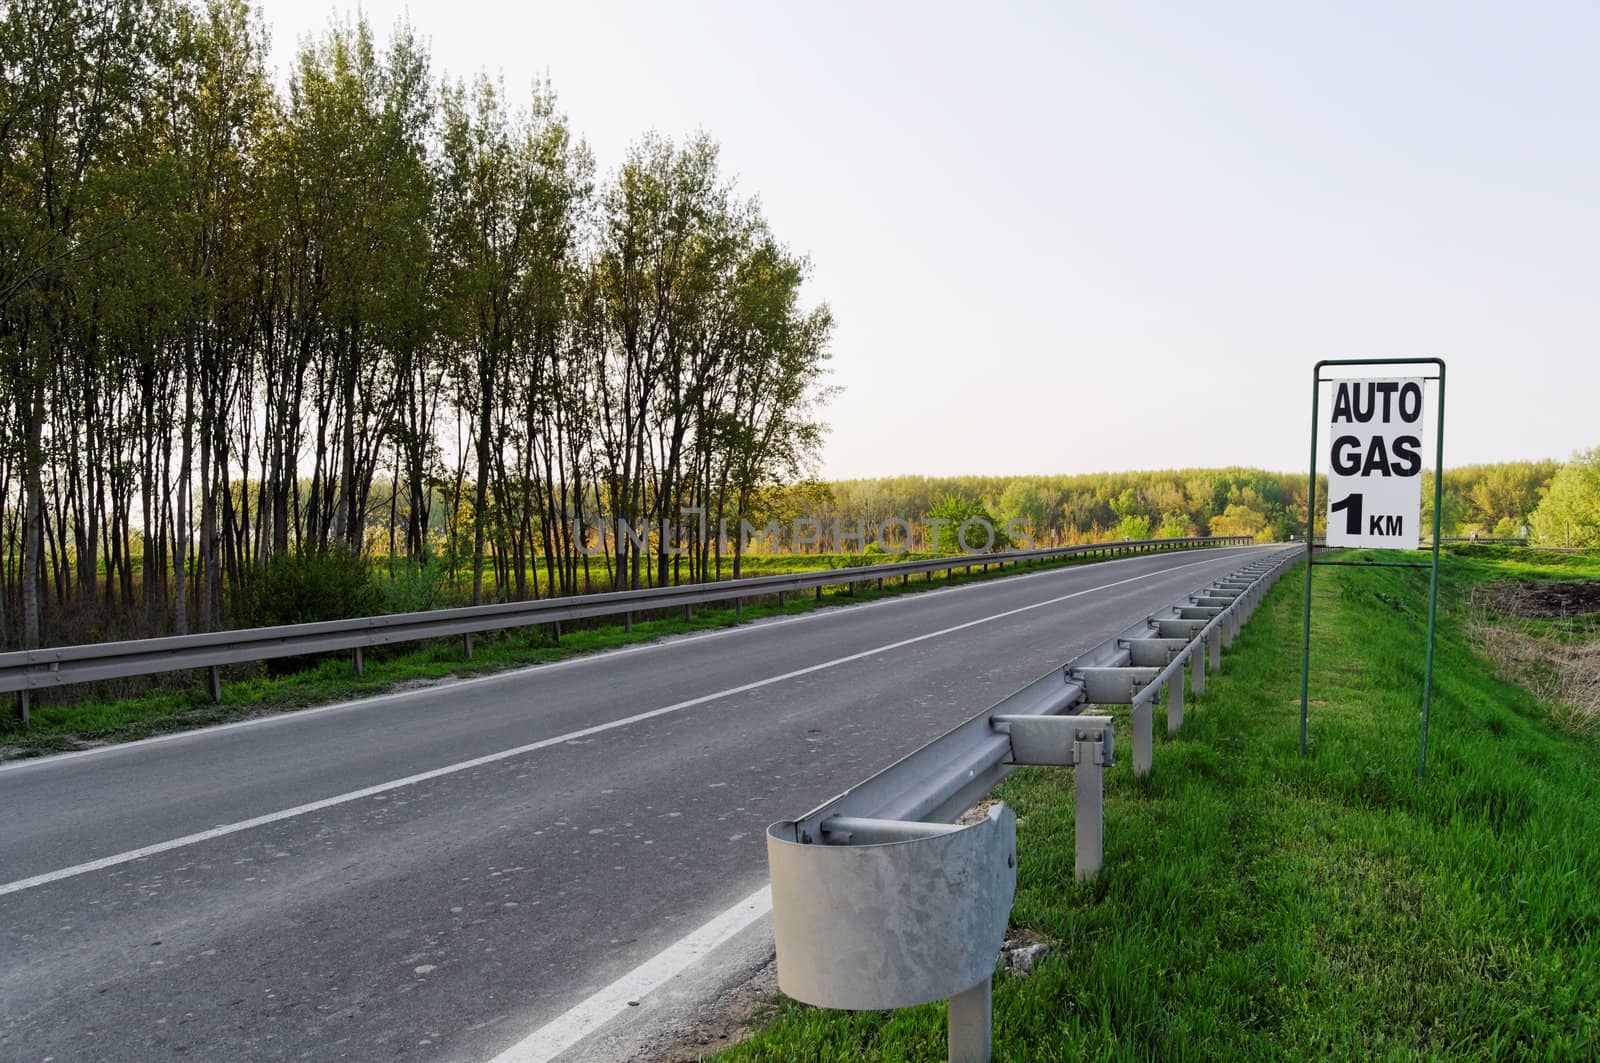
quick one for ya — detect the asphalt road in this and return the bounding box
[0,545,1284,1061]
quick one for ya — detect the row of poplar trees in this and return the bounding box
[0,0,833,649]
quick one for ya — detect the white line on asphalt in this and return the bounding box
[0,546,1265,775]
[487,885,774,1063]
[0,552,1240,898]
[485,552,1292,1062]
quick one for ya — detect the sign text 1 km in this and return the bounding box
[1325,378,1424,548]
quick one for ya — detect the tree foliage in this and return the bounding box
[0,2,831,648]
[815,461,1565,547]
[926,493,1012,554]
[1530,448,1600,548]
[817,468,1309,545]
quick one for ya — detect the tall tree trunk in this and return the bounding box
[21,396,45,648]
[471,370,493,605]
[174,368,194,636]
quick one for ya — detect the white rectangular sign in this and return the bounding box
[1325,378,1425,548]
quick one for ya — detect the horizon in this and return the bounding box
[814,454,1566,483]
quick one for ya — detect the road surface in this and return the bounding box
[0,545,1283,1061]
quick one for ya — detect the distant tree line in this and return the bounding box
[1420,461,1561,541]
[0,0,832,649]
[798,459,1581,549]
[811,468,1310,546]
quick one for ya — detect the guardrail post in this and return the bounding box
[1074,722,1111,878]
[1068,668,1154,780]
[995,713,1112,878]
[551,621,561,645]
[1191,644,1205,696]
[1132,694,1152,779]
[463,632,474,658]
[684,605,693,622]
[623,613,632,633]
[17,690,30,725]
[208,665,222,703]
[1209,627,1222,671]
[352,647,363,677]
[1167,665,1185,734]
[948,976,991,1063]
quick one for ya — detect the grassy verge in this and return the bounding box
[722,547,1600,1060]
[0,542,1220,759]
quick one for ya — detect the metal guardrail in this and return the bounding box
[1,535,1252,718]
[765,545,1300,1062]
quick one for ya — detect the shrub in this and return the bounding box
[927,494,1013,554]
[378,553,468,614]
[1115,514,1152,541]
[240,549,386,628]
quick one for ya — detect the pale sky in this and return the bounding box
[263,0,1598,479]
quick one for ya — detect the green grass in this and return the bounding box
[721,546,1600,1060]
[0,542,1218,758]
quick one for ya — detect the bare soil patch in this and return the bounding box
[1483,580,1600,618]
[1471,581,1600,734]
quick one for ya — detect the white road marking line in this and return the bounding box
[0,552,1244,898]
[0,545,1263,775]
[0,545,1261,775]
[487,885,774,1063]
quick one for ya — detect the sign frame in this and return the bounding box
[1299,358,1447,780]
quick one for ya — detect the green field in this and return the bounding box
[722,546,1600,1060]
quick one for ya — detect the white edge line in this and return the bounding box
[487,885,774,1063]
[0,550,1262,898]
[490,543,1292,1061]
[0,544,1263,774]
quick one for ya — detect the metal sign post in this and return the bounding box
[1299,358,1447,779]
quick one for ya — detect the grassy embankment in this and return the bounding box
[0,542,1219,758]
[723,545,1600,1060]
